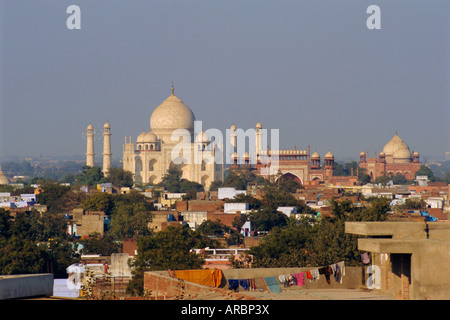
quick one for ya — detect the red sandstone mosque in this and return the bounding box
[359,131,420,181]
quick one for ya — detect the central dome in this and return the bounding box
[150,94,195,133]
[382,133,411,157]
[382,133,412,163]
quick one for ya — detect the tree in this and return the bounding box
[105,167,133,188]
[127,225,217,296]
[36,180,72,213]
[225,193,261,210]
[197,219,229,237]
[110,203,153,240]
[74,166,105,186]
[247,198,390,268]
[415,165,437,182]
[222,167,266,190]
[247,208,289,232]
[158,164,204,193]
[277,175,304,193]
[260,185,302,210]
[0,208,78,276]
[82,192,114,215]
[79,232,121,256]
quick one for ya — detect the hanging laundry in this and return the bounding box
[286,274,294,287]
[174,269,223,287]
[278,274,286,286]
[334,263,341,283]
[248,278,257,291]
[319,266,332,284]
[361,252,370,264]
[330,263,337,274]
[306,270,312,280]
[263,277,282,293]
[310,268,320,281]
[228,279,239,292]
[337,261,345,283]
[240,279,249,291]
[294,272,305,286]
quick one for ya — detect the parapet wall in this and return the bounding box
[144,266,367,299]
[0,274,54,300]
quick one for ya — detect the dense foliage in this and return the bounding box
[126,225,219,295]
[0,208,79,277]
[236,198,390,268]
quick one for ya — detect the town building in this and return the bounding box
[345,220,450,300]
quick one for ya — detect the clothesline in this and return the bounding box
[227,261,346,293]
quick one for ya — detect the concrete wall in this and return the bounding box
[0,274,54,300]
[144,266,367,299]
[346,221,450,300]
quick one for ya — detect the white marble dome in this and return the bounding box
[150,94,195,134]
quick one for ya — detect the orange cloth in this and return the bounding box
[174,269,223,288]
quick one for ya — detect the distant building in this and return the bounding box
[229,122,358,187]
[359,132,421,181]
[122,86,223,189]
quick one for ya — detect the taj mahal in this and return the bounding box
[121,86,224,189]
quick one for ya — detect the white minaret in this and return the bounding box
[86,124,95,167]
[102,122,112,176]
[255,121,262,158]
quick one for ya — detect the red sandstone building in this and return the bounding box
[229,122,358,187]
[359,132,420,181]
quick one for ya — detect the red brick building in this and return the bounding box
[359,132,420,181]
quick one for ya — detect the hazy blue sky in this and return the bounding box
[1,0,449,163]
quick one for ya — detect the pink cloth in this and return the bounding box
[295,272,305,286]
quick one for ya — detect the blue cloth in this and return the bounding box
[239,279,249,291]
[228,279,239,292]
[263,276,282,293]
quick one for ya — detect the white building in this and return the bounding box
[122,87,223,189]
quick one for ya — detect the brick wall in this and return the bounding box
[123,238,137,256]
[207,212,240,227]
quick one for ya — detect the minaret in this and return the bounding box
[86,124,95,167]
[102,122,112,176]
[255,121,262,161]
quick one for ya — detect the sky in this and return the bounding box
[1,0,449,163]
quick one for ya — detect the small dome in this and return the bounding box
[137,130,147,143]
[145,132,157,142]
[243,152,250,159]
[230,124,236,131]
[311,152,320,159]
[195,131,209,143]
[231,152,238,158]
[104,122,110,129]
[393,148,412,162]
[256,122,262,129]
[325,151,334,159]
[379,152,385,156]
[87,124,93,130]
